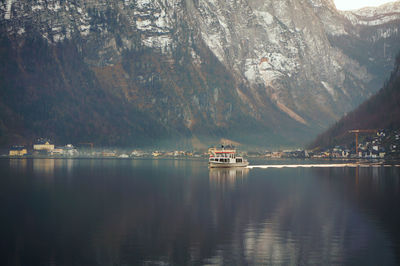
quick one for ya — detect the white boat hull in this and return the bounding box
[208,161,249,168]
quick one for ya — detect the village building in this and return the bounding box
[62,144,78,156]
[102,151,117,157]
[52,147,64,155]
[131,150,147,157]
[33,139,54,152]
[9,146,27,156]
[152,151,162,157]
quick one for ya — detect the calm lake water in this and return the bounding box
[1,158,400,265]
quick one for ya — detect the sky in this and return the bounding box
[334,0,397,10]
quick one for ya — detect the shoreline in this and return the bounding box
[2,156,400,165]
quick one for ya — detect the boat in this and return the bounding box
[208,145,249,168]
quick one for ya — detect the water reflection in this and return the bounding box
[9,158,28,173]
[242,188,393,265]
[209,168,249,190]
[1,160,399,265]
[207,166,399,265]
[32,159,77,178]
[33,159,55,177]
[64,159,75,175]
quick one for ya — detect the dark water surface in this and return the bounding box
[1,159,400,265]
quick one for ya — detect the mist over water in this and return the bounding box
[1,159,399,265]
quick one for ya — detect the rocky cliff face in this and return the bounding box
[0,0,399,148]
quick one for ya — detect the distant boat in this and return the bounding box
[208,146,249,168]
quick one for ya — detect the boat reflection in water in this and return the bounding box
[209,167,249,190]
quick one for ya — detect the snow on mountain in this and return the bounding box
[0,0,399,146]
[343,1,400,26]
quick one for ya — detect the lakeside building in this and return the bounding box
[52,147,64,155]
[9,146,27,156]
[33,139,54,153]
[309,129,399,159]
[52,144,78,156]
[152,151,162,157]
[102,151,117,157]
[131,150,148,157]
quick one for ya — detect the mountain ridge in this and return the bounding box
[1,0,399,148]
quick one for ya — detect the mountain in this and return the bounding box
[1,0,399,148]
[309,52,400,150]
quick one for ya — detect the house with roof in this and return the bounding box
[9,146,27,156]
[33,138,54,154]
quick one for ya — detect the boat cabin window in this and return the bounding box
[236,158,242,163]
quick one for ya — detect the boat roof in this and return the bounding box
[214,151,235,154]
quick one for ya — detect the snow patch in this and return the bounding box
[201,33,224,63]
[52,26,62,33]
[244,53,298,85]
[190,49,202,64]
[244,59,257,82]
[4,0,13,20]
[352,3,400,18]
[136,0,152,9]
[17,27,25,35]
[134,10,151,16]
[53,33,65,42]
[325,24,347,36]
[32,5,43,12]
[65,27,72,39]
[265,28,280,44]
[254,11,274,25]
[264,53,299,73]
[155,10,169,29]
[260,70,284,84]
[371,27,398,42]
[136,19,152,30]
[343,3,400,26]
[79,24,90,36]
[48,2,61,12]
[321,81,335,97]
[142,35,172,52]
